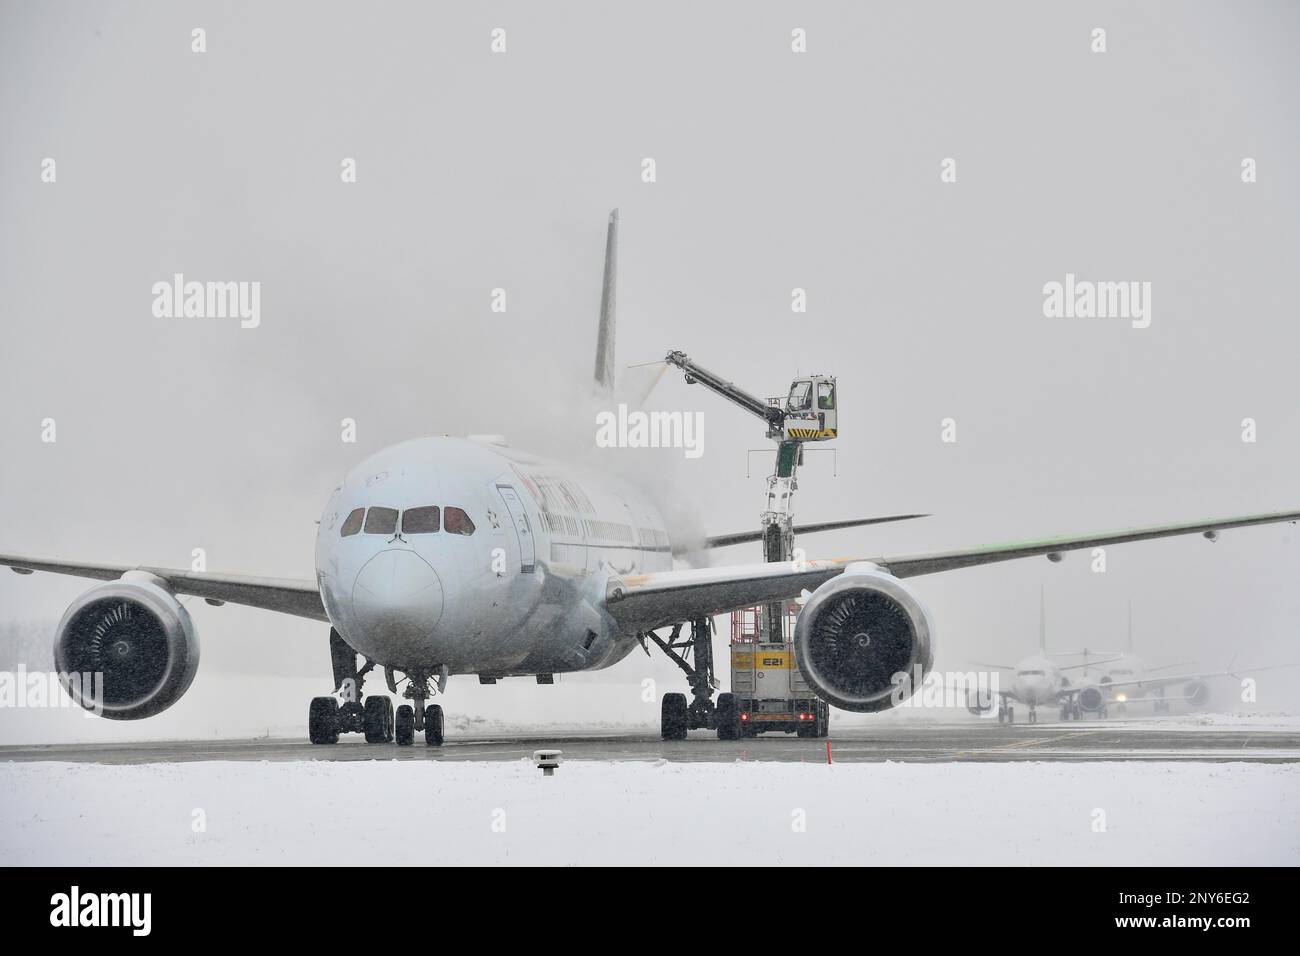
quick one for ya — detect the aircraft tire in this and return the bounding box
[661,693,688,740]
[424,704,444,746]
[395,705,415,746]
[309,696,339,745]
[362,695,393,743]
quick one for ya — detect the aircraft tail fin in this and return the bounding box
[593,209,619,392]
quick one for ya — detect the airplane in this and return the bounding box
[971,594,1295,721]
[1048,602,1186,713]
[967,586,1124,724]
[4,210,1300,746]
[1051,603,1298,716]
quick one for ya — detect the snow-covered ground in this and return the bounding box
[2,760,1296,866]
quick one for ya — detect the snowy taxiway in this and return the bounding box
[2,722,1299,764]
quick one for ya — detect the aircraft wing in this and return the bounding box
[0,552,327,622]
[605,509,1300,630]
[606,560,846,629]
[1099,661,1300,695]
[700,514,929,550]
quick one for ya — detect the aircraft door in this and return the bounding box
[495,483,536,573]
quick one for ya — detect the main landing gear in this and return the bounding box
[309,629,445,747]
[644,617,727,740]
[997,702,1015,724]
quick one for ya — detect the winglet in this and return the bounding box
[593,209,619,391]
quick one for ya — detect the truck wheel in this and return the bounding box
[716,693,740,740]
[661,693,688,740]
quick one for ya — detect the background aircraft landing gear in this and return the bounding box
[1028,705,1037,724]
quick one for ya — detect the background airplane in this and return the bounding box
[968,586,1123,723]
[972,593,1296,720]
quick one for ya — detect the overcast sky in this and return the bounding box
[3,1,1299,736]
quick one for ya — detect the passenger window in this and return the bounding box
[444,506,476,536]
[340,508,365,537]
[363,507,398,535]
[402,506,440,534]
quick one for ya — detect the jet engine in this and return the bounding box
[53,572,199,720]
[793,565,934,712]
[1183,680,1210,708]
[1077,685,1106,713]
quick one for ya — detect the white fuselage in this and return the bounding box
[313,437,673,677]
[1010,654,1064,706]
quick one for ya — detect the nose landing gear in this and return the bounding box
[308,629,446,747]
[391,665,447,747]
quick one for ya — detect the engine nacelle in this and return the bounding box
[793,566,934,712]
[1184,680,1210,709]
[53,573,199,720]
[1077,685,1105,713]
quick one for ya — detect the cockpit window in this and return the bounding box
[363,507,398,535]
[402,506,440,534]
[817,381,835,410]
[340,508,365,537]
[787,380,812,411]
[1017,669,1046,676]
[444,506,476,536]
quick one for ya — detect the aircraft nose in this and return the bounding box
[352,549,444,644]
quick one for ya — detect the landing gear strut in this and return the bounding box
[308,629,444,747]
[391,666,447,747]
[645,617,720,739]
[310,629,392,745]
